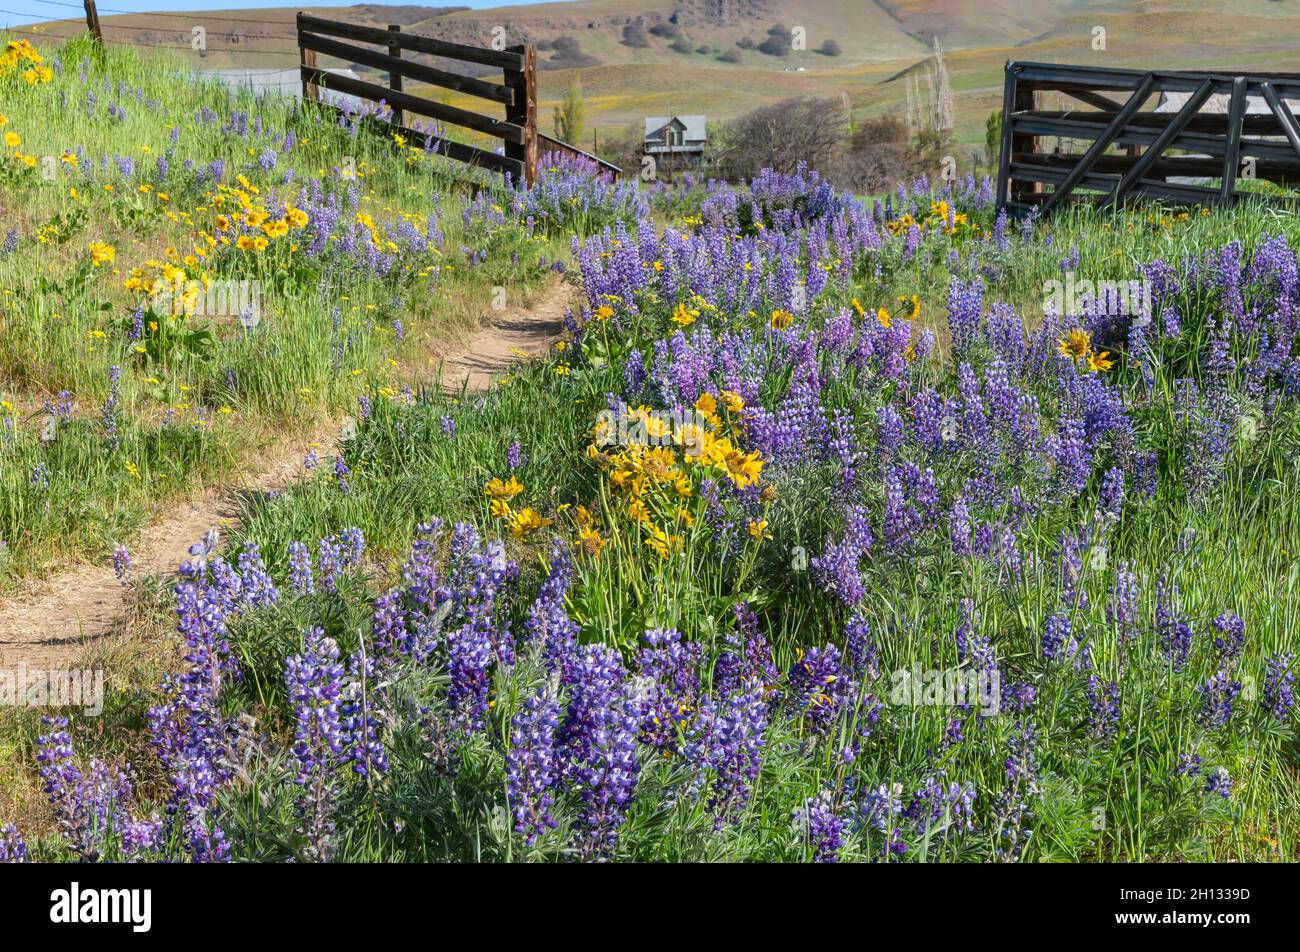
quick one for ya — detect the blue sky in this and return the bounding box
[1,0,548,28]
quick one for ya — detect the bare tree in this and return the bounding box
[721,97,848,179]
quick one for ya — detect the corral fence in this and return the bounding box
[997,60,1300,216]
[295,12,619,187]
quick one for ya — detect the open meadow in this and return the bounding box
[1,28,1299,866]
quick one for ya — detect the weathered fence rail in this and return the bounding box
[296,13,619,187]
[997,60,1300,215]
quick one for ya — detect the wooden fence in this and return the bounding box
[296,13,619,187]
[996,61,1300,216]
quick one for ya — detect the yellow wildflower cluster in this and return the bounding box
[1,40,53,85]
[1057,328,1114,372]
[484,476,552,541]
[201,180,310,256]
[1,115,37,169]
[586,396,764,559]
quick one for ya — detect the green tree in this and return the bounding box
[554,76,586,146]
[985,109,1002,169]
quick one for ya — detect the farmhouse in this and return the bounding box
[643,114,707,171]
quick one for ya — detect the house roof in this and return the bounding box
[644,115,707,141]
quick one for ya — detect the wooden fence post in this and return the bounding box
[83,0,103,45]
[297,13,319,104]
[388,25,404,129]
[504,44,538,187]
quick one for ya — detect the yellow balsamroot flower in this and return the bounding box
[670,301,696,327]
[898,294,921,320]
[675,421,711,460]
[1058,328,1091,360]
[577,524,606,557]
[695,391,718,422]
[3,131,19,149]
[1088,350,1114,372]
[489,499,511,520]
[483,476,523,501]
[88,242,116,266]
[594,304,614,321]
[770,309,794,330]
[235,235,255,252]
[285,206,309,228]
[875,307,891,328]
[747,519,769,540]
[253,236,269,251]
[720,390,744,414]
[262,219,290,239]
[850,297,865,318]
[627,498,651,524]
[509,507,551,540]
[243,209,268,228]
[718,442,764,489]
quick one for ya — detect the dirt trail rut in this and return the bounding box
[0,279,573,667]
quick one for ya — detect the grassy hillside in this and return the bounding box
[16,0,1300,155]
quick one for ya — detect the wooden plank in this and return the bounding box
[995,61,1017,212]
[299,29,513,106]
[297,13,524,72]
[1064,88,1123,111]
[1260,82,1300,160]
[538,132,621,178]
[1015,109,1297,136]
[301,66,525,144]
[503,44,537,187]
[1012,113,1300,164]
[315,100,523,179]
[1012,152,1300,180]
[1220,76,1248,204]
[387,25,403,128]
[1106,77,1215,208]
[1039,72,1158,216]
[300,43,319,103]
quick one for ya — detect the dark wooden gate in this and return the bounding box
[996,61,1300,215]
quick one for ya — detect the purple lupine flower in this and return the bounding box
[1085,675,1120,742]
[1155,577,1193,670]
[285,627,346,861]
[945,275,983,356]
[506,441,525,471]
[334,455,351,494]
[1197,667,1242,728]
[559,645,640,861]
[112,545,131,580]
[793,790,844,863]
[636,628,702,755]
[787,644,852,736]
[1204,766,1232,799]
[686,682,767,828]
[0,824,27,863]
[236,543,278,608]
[505,688,561,845]
[1262,654,1295,721]
[101,365,121,448]
[340,651,387,778]
[844,613,877,680]
[1211,612,1245,659]
[288,541,315,594]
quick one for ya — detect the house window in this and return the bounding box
[667,128,683,147]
